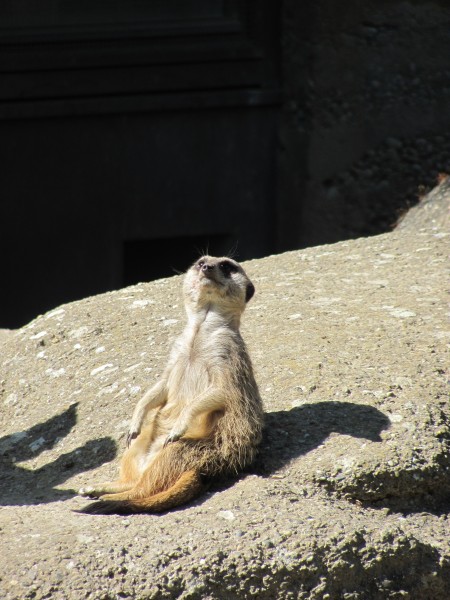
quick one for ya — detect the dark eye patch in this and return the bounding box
[219,260,238,276]
[245,282,255,303]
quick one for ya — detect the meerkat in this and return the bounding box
[79,255,263,513]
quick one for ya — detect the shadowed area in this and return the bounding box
[0,403,117,506]
[255,401,390,474]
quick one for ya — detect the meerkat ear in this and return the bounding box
[245,282,255,303]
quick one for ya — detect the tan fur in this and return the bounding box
[79,256,263,513]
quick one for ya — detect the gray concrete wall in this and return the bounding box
[278,0,450,249]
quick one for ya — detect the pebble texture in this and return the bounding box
[0,180,449,599]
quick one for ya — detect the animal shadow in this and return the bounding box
[255,400,390,475]
[205,401,390,500]
[0,403,117,506]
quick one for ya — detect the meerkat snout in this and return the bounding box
[185,256,255,311]
[195,257,238,278]
[198,262,214,274]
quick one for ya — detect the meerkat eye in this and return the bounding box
[219,260,238,276]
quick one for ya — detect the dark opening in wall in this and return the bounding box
[123,234,236,285]
[0,1,280,328]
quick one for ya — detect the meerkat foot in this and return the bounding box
[79,482,134,498]
[79,486,99,498]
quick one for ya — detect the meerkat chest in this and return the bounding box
[160,357,211,425]
[165,328,232,401]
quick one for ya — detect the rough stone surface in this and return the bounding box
[1,181,449,599]
[0,330,12,344]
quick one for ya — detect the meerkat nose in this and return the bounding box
[201,263,214,272]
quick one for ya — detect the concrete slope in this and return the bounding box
[0,180,449,599]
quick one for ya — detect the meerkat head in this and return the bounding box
[183,255,255,319]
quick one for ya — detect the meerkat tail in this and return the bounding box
[127,469,204,512]
[78,470,203,514]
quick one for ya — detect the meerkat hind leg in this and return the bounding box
[81,470,203,513]
[79,481,134,498]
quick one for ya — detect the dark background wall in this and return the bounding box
[0,1,280,327]
[279,0,450,248]
[2,0,450,327]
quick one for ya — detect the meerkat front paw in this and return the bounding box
[163,426,186,448]
[163,433,180,447]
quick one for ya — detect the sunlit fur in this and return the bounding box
[80,256,263,513]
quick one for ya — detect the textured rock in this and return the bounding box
[0,329,12,344]
[0,181,449,599]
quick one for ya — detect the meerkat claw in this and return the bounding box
[126,431,138,447]
[163,433,181,448]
